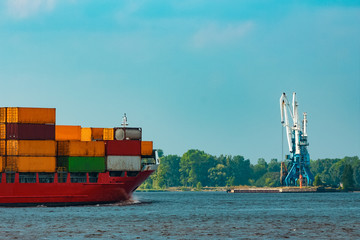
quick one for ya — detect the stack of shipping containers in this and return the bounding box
[80,127,154,175]
[0,107,154,182]
[56,126,106,181]
[0,107,56,181]
[106,128,153,175]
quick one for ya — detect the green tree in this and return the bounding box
[268,159,280,172]
[310,158,340,186]
[341,164,354,190]
[155,155,181,188]
[254,172,280,187]
[143,149,359,189]
[252,158,268,181]
[325,157,360,187]
[226,176,235,186]
[180,149,216,187]
[228,155,252,185]
[157,149,164,158]
[313,174,323,186]
[208,164,227,186]
[353,164,360,187]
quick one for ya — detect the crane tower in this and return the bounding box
[279,92,314,187]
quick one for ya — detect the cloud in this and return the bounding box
[115,0,145,21]
[6,0,56,19]
[191,21,255,48]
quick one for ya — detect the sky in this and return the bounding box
[0,0,359,163]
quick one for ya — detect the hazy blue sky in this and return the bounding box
[0,0,359,163]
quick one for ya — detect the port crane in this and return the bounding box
[280,92,314,187]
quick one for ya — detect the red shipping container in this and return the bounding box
[105,140,141,156]
[6,123,55,140]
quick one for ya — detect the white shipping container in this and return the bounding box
[114,128,141,140]
[106,156,141,171]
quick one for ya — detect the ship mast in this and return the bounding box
[122,113,128,127]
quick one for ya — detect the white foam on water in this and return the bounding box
[101,198,142,207]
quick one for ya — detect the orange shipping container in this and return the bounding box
[6,140,56,156]
[6,107,56,124]
[0,108,6,123]
[0,156,4,172]
[56,125,81,141]
[0,140,6,155]
[141,141,153,156]
[103,128,114,140]
[91,128,103,140]
[7,156,56,172]
[81,128,92,141]
[0,124,5,140]
[57,141,105,157]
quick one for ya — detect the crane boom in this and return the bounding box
[280,93,293,153]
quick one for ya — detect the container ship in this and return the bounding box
[0,107,159,207]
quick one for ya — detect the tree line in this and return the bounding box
[140,149,359,190]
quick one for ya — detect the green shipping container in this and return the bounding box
[57,156,105,173]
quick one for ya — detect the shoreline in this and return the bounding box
[136,186,228,192]
[136,186,357,193]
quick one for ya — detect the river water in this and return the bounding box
[0,191,359,239]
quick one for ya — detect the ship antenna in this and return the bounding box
[122,113,128,127]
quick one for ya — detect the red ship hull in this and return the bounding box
[0,170,154,207]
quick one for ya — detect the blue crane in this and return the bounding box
[280,92,314,187]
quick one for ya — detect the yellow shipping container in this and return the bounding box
[0,108,6,123]
[141,141,153,156]
[81,128,92,141]
[56,125,81,141]
[7,156,56,172]
[6,107,56,124]
[103,128,114,140]
[91,128,103,140]
[0,124,5,140]
[6,140,56,156]
[0,140,5,155]
[0,156,4,172]
[57,141,105,156]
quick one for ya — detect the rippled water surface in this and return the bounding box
[0,192,360,239]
